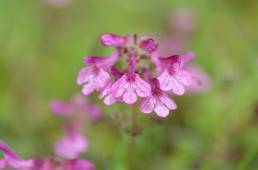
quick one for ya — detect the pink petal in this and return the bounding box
[185,65,210,93]
[101,34,127,47]
[82,82,95,95]
[122,83,137,104]
[140,97,155,114]
[94,69,110,90]
[154,101,170,117]
[158,70,185,95]
[174,70,192,86]
[54,126,88,159]
[113,75,127,98]
[160,94,177,110]
[0,160,5,168]
[84,50,119,69]
[182,52,195,65]
[103,94,117,105]
[134,74,151,97]
[76,67,93,85]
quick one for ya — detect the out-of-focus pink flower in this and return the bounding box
[44,0,73,8]
[77,50,120,95]
[50,93,101,120]
[140,77,177,117]
[109,55,151,104]
[54,124,88,159]
[157,37,186,56]
[0,140,33,170]
[0,140,95,170]
[185,65,210,93]
[168,10,196,33]
[158,10,196,56]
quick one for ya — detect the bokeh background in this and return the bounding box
[0,0,258,169]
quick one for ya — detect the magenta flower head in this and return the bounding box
[54,124,88,159]
[77,33,201,117]
[50,93,101,120]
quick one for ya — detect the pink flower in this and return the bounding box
[77,50,119,95]
[109,55,151,104]
[140,72,177,117]
[0,140,33,169]
[50,93,101,120]
[101,33,128,47]
[157,52,195,95]
[168,10,196,34]
[54,124,88,159]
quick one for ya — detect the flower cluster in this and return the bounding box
[0,140,95,170]
[77,33,204,117]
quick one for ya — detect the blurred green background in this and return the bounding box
[0,0,258,170]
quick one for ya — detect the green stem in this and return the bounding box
[127,104,137,170]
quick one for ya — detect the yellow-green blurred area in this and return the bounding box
[0,0,258,169]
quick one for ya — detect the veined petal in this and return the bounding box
[160,94,177,110]
[112,75,127,98]
[140,97,155,114]
[158,70,185,95]
[123,83,137,104]
[154,100,170,117]
[94,69,110,90]
[134,74,151,97]
[174,70,192,86]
